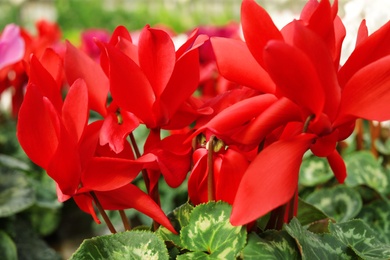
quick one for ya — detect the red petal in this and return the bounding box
[47,126,81,196]
[199,94,277,140]
[327,149,346,183]
[289,21,341,121]
[210,37,275,93]
[73,194,101,223]
[159,48,200,124]
[339,19,390,87]
[356,20,368,47]
[230,134,315,226]
[99,109,139,154]
[29,55,63,112]
[188,150,208,205]
[105,43,155,126]
[65,41,109,116]
[237,97,301,146]
[17,84,60,169]
[241,0,283,67]
[81,157,147,191]
[138,26,176,98]
[263,40,325,119]
[214,149,249,205]
[39,48,63,88]
[310,129,339,157]
[62,79,88,142]
[95,184,177,234]
[336,55,390,125]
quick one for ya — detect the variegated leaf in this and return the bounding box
[344,151,390,194]
[180,201,246,259]
[299,156,333,186]
[70,230,169,260]
[329,219,390,260]
[357,200,390,244]
[241,231,299,259]
[285,218,354,260]
[156,202,194,247]
[305,185,362,222]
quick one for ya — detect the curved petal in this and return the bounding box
[39,48,63,88]
[230,133,315,226]
[263,40,325,119]
[289,21,341,121]
[138,26,176,98]
[81,157,147,191]
[196,94,278,140]
[327,149,346,183]
[336,55,390,125]
[29,55,63,112]
[105,43,155,126]
[95,184,177,234]
[241,0,283,67]
[339,19,390,87]
[99,109,139,154]
[210,37,275,93]
[310,129,338,157]
[73,193,100,224]
[236,97,301,146]
[62,79,89,142]
[65,41,109,116]
[188,150,208,205]
[159,47,200,125]
[16,83,60,169]
[215,149,249,205]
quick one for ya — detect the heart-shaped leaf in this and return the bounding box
[70,230,169,260]
[305,185,362,222]
[180,201,246,259]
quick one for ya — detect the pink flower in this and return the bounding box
[0,24,25,70]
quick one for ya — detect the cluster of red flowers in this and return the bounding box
[11,0,390,232]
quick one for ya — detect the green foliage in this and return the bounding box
[71,230,169,260]
[180,202,246,259]
[241,231,299,260]
[344,151,390,194]
[329,220,390,259]
[305,185,362,223]
[299,156,334,186]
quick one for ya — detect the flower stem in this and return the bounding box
[207,135,216,201]
[119,210,131,231]
[90,191,117,234]
[129,132,150,193]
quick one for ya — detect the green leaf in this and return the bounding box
[177,251,211,259]
[26,206,61,236]
[0,230,17,260]
[299,156,333,186]
[357,200,390,244]
[305,185,362,222]
[285,218,354,259]
[0,167,35,217]
[241,231,299,260]
[9,217,61,260]
[156,202,194,247]
[180,201,246,259]
[344,151,390,194]
[0,154,30,171]
[329,219,390,260]
[70,230,169,260]
[296,198,329,226]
